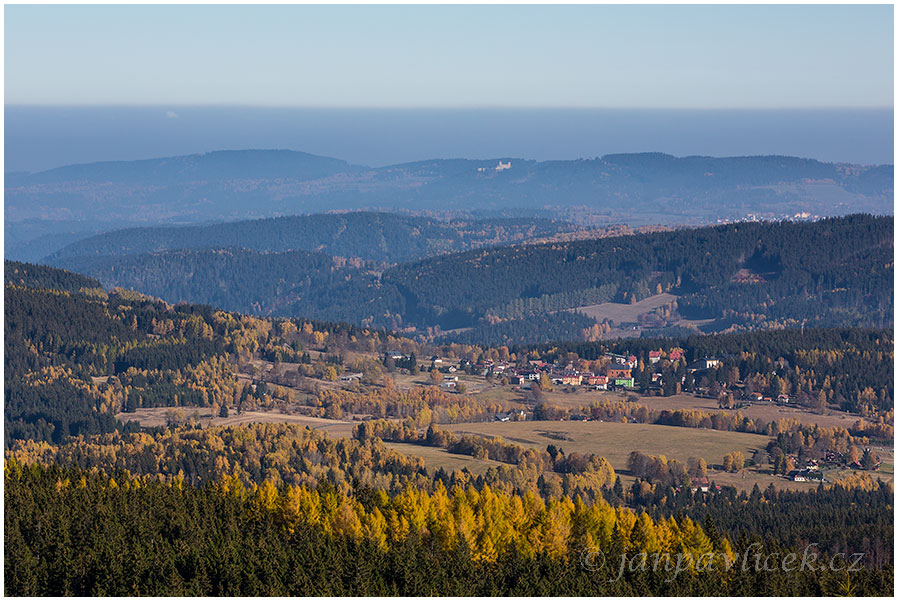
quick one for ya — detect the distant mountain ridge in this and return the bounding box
[7,149,892,220]
[47,212,576,265]
[16,149,360,185]
[7,149,893,261]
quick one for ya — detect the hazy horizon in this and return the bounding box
[5,106,893,174]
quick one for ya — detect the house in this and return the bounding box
[339,372,363,382]
[649,351,662,365]
[747,392,764,402]
[386,350,405,360]
[495,161,511,171]
[495,409,526,422]
[792,474,807,482]
[691,477,710,493]
[626,355,638,368]
[605,353,628,365]
[605,366,632,380]
[561,373,583,386]
[440,381,457,389]
[510,376,532,387]
[614,377,635,388]
[777,394,791,404]
[688,358,720,372]
[586,374,608,387]
[669,349,684,361]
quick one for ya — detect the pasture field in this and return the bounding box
[523,388,868,430]
[381,420,805,491]
[444,420,767,471]
[396,420,893,491]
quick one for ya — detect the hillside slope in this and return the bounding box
[48,212,575,264]
[49,215,893,342]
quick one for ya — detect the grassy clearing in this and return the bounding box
[396,420,892,491]
[573,293,678,324]
[444,420,767,471]
[383,442,507,475]
[531,388,865,430]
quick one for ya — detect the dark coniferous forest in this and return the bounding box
[48,214,892,342]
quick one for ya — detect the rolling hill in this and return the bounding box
[47,212,576,264]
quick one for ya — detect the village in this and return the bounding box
[394,348,800,406]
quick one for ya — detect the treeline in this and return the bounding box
[443,312,598,347]
[6,423,431,492]
[354,420,617,495]
[535,397,882,451]
[485,284,618,321]
[7,461,892,596]
[626,451,707,487]
[314,384,514,423]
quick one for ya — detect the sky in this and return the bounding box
[4,4,894,109]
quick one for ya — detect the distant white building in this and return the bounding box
[495,161,511,171]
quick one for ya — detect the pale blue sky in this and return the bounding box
[4,4,894,108]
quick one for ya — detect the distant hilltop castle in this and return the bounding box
[477,160,512,173]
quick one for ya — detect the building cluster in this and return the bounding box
[462,351,672,391]
[476,161,512,173]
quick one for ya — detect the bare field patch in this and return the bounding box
[573,293,678,324]
[384,442,507,475]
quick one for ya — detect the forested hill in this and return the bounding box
[2,260,412,444]
[385,214,893,331]
[43,215,892,344]
[51,247,394,322]
[48,212,575,264]
[5,260,102,293]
